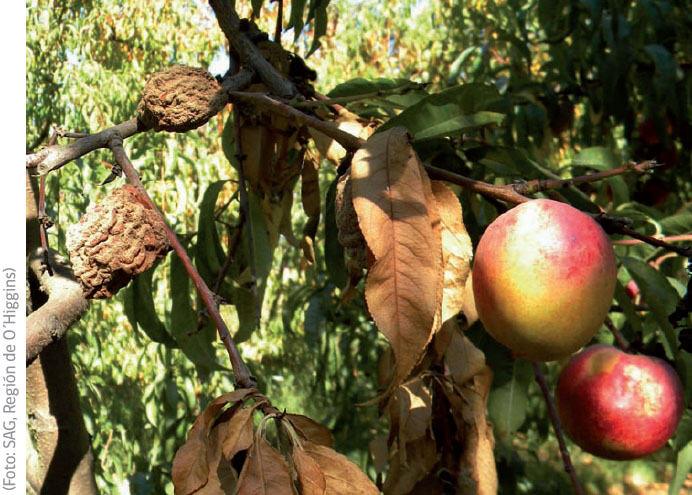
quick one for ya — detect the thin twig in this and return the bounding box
[512,160,660,196]
[273,0,283,43]
[532,362,584,495]
[108,136,256,388]
[232,106,262,327]
[612,234,692,246]
[597,215,692,258]
[604,316,630,350]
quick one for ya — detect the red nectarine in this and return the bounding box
[556,344,684,460]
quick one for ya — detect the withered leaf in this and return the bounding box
[444,320,486,386]
[222,405,257,461]
[351,127,442,390]
[368,435,390,475]
[461,271,478,327]
[302,441,379,495]
[309,114,373,164]
[397,378,432,449]
[285,414,334,448]
[172,389,256,495]
[196,420,238,495]
[456,367,497,495]
[431,181,472,324]
[291,448,327,495]
[382,435,438,495]
[236,436,293,495]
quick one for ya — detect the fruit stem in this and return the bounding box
[532,361,584,495]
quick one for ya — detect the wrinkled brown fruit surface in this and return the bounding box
[137,65,228,132]
[66,184,170,299]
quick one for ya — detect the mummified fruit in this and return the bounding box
[137,65,228,132]
[334,170,368,270]
[67,185,170,299]
[472,199,617,361]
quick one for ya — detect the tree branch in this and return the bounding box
[26,249,89,365]
[512,160,660,196]
[208,0,297,98]
[108,136,257,389]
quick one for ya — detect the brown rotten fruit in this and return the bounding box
[472,199,617,361]
[556,344,684,460]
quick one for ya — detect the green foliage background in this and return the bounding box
[27,0,692,494]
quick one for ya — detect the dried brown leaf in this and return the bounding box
[368,435,390,475]
[292,449,327,495]
[461,271,478,327]
[440,367,497,495]
[397,379,432,448]
[172,389,256,495]
[351,127,442,389]
[285,414,334,448]
[444,320,486,386]
[236,437,293,495]
[382,435,438,495]
[431,181,472,324]
[195,420,238,495]
[310,117,373,164]
[222,405,257,460]
[302,441,379,495]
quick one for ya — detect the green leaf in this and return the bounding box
[131,266,178,347]
[247,190,274,283]
[251,0,263,18]
[487,359,533,436]
[645,44,679,102]
[231,285,259,343]
[287,0,308,39]
[669,442,692,495]
[622,257,679,358]
[324,178,347,289]
[307,0,330,57]
[571,146,619,171]
[660,210,692,236]
[169,251,222,373]
[378,83,505,142]
[327,77,421,98]
[196,180,229,284]
[673,409,692,452]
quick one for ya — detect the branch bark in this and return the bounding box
[26,249,89,365]
[209,0,298,98]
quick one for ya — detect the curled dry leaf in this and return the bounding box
[431,181,472,324]
[302,441,380,495]
[236,436,293,495]
[285,414,334,448]
[382,434,438,495]
[310,112,374,164]
[194,420,238,495]
[461,271,478,327]
[396,378,433,463]
[456,367,497,495]
[444,320,486,386]
[351,127,443,391]
[300,153,321,265]
[222,405,257,461]
[172,389,256,495]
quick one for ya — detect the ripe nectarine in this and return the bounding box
[556,344,684,460]
[472,199,617,361]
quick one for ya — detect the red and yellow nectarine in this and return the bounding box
[472,199,617,361]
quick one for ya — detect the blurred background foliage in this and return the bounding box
[26,0,692,493]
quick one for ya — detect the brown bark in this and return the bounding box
[26,169,98,494]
